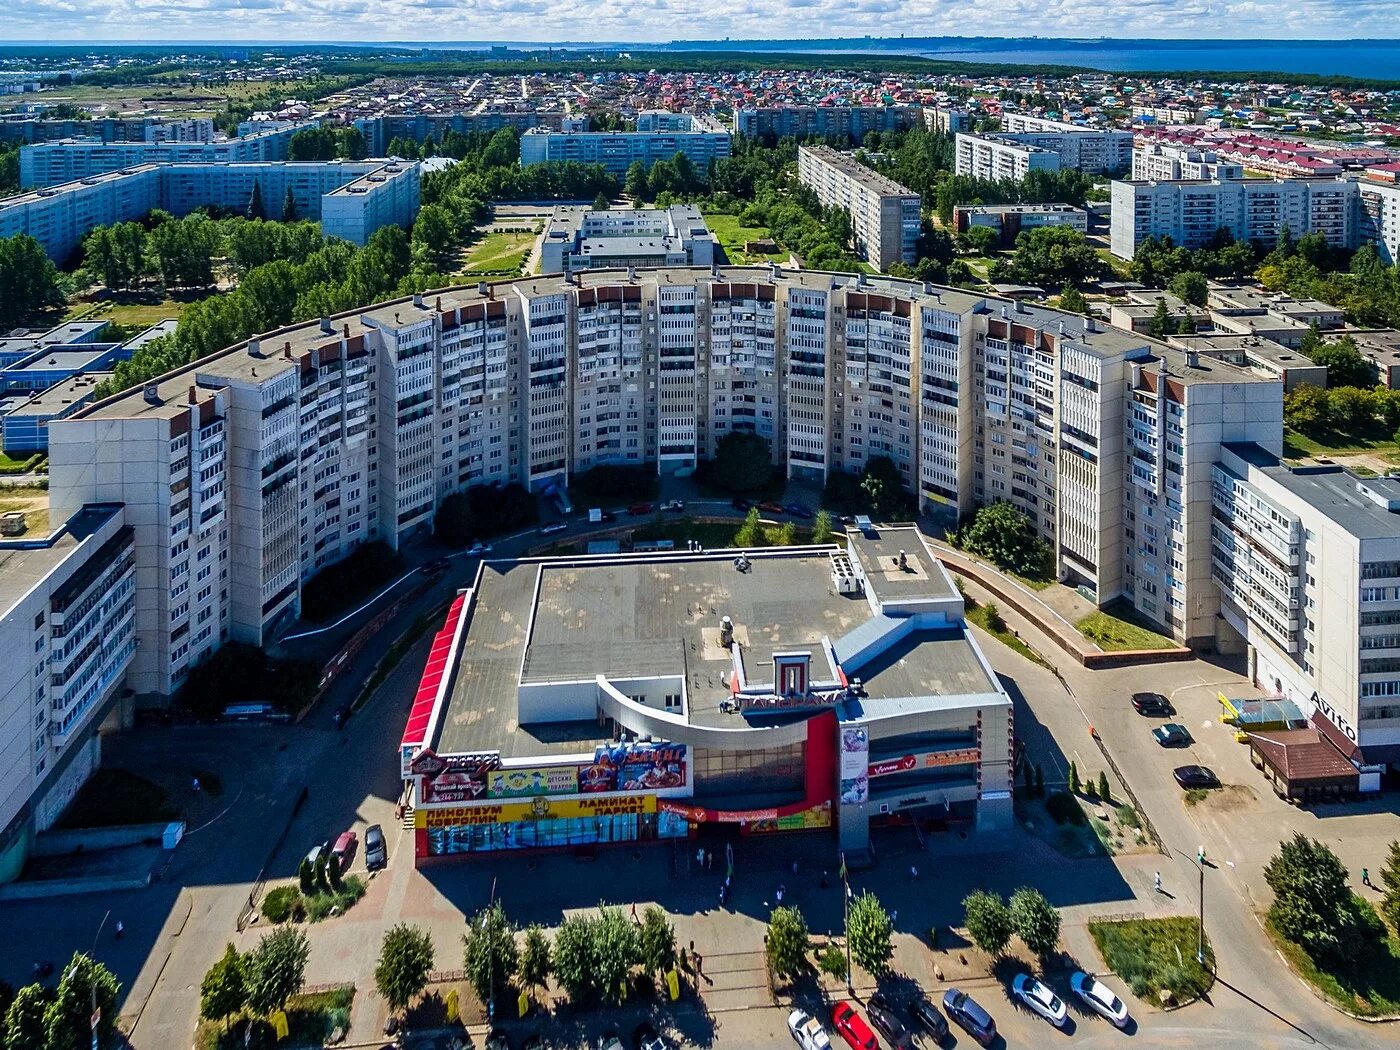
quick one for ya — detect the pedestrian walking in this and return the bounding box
[1154,871,1163,894]
[909,864,918,881]
[115,920,124,940]
[696,846,704,869]
[1363,867,1372,887]
[776,883,785,905]
[192,776,201,794]
[890,909,898,924]
[706,849,713,871]
[631,903,638,922]
[792,860,799,876]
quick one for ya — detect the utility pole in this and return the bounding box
[1172,847,1207,965]
[840,851,853,995]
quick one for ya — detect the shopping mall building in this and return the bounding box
[398,523,1014,863]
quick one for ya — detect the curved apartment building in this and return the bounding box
[47,265,1284,699]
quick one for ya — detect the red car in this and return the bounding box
[831,1002,878,1050]
[331,830,357,872]
[758,500,785,514]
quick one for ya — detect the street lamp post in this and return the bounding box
[1172,847,1206,965]
[840,851,853,995]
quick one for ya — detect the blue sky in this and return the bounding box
[1,0,1398,43]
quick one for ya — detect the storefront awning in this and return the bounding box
[1247,727,1359,788]
[401,592,467,751]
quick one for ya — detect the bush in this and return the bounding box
[300,541,404,622]
[1089,917,1214,1002]
[262,885,304,924]
[570,464,659,502]
[179,642,320,719]
[1045,791,1086,826]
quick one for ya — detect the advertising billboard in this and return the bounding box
[866,748,980,778]
[487,766,580,799]
[838,726,869,805]
[578,742,687,793]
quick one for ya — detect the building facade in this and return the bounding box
[925,107,971,135]
[518,116,731,177]
[952,204,1088,246]
[0,115,215,145]
[954,133,1062,182]
[538,204,718,274]
[796,145,920,270]
[1110,177,1358,259]
[998,114,1134,173]
[1132,143,1244,182]
[352,111,582,156]
[734,106,923,144]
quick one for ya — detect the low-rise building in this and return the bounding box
[538,205,717,274]
[1108,290,1209,335]
[1167,333,1327,390]
[2,372,112,454]
[796,145,920,269]
[398,526,1013,863]
[952,203,1087,246]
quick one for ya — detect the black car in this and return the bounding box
[1174,765,1221,790]
[731,497,751,511]
[867,994,913,1048]
[943,988,996,1047]
[783,503,814,520]
[909,998,950,1042]
[1131,691,1174,716]
[364,823,386,870]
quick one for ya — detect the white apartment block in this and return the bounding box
[1356,176,1400,265]
[1212,444,1400,764]
[925,106,971,135]
[47,267,1286,710]
[538,204,718,274]
[0,504,136,882]
[1132,143,1244,182]
[998,114,1134,174]
[734,106,922,143]
[955,133,1062,182]
[796,145,920,270]
[18,122,317,188]
[518,116,731,177]
[1110,177,1358,259]
[0,159,422,260]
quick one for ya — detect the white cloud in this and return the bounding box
[1,0,1398,42]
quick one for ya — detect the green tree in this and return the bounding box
[774,520,797,546]
[710,430,772,492]
[1148,299,1171,339]
[1010,887,1061,959]
[818,942,849,983]
[1069,759,1080,794]
[1284,384,1333,435]
[592,191,610,211]
[765,905,812,980]
[412,203,455,266]
[244,926,310,1016]
[639,905,677,979]
[962,224,999,255]
[594,905,642,1004]
[1379,839,1400,933]
[1266,833,1370,966]
[246,180,265,221]
[847,891,895,977]
[200,944,248,1028]
[1168,270,1209,307]
[0,233,65,328]
[552,912,598,1004]
[958,501,1052,577]
[998,225,1105,288]
[1308,335,1374,389]
[517,924,553,995]
[433,490,476,547]
[1098,771,1112,804]
[860,455,908,521]
[962,889,1014,957]
[811,509,835,544]
[1058,283,1089,314]
[624,160,650,202]
[281,186,298,223]
[45,953,121,1050]
[375,924,435,1016]
[734,506,765,547]
[4,984,50,1050]
[463,900,518,1013]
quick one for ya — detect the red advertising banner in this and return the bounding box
[867,748,980,778]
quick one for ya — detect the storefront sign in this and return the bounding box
[867,748,981,777]
[1310,691,1358,742]
[416,751,501,804]
[487,766,579,799]
[417,793,657,828]
[658,798,832,829]
[839,726,869,804]
[579,742,687,793]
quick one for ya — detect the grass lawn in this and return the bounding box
[1283,424,1398,460]
[1267,914,1400,1017]
[56,769,178,829]
[1077,603,1178,652]
[965,597,1047,667]
[459,229,535,275]
[66,292,192,330]
[1089,916,1215,1003]
[0,451,41,472]
[1095,248,1134,279]
[194,985,355,1050]
[631,515,818,551]
[704,211,785,264]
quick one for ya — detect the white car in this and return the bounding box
[1012,973,1068,1027]
[787,1009,832,1050]
[1071,970,1131,1027]
[467,542,493,555]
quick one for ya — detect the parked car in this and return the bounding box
[1153,722,1192,747]
[331,830,357,872]
[942,989,996,1047]
[1012,973,1068,1027]
[598,1032,624,1050]
[364,824,387,871]
[304,840,330,870]
[421,558,451,576]
[866,993,913,1048]
[731,498,752,511]
[1174,765,1221,790]
[783,503,814,519]
[787,1009,832,1050]
[1131,691,1174,716]
[1070,970,1130,1027]
[628,502,654,516]
[830,1002,877,1050]
[540,522,568,535]
[661,499,685,513]
[467,542,493,555]
[909,998,950,1043]
[758,500,785,514]
[632,1021,672,1050]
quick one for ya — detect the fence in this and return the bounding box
[1089,728,1166,856]
[236,784,310,932]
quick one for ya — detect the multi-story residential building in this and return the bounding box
[1109,177,1359,259]
[518,116,731,177]
[954,133,1062,182]
[352,111,582,156]
[796,146,920,270]
[538,205,718,274]
[998,114,1134,173]
[925,106,971,135]
[0,503,137,882]
[1132,143,1244,181]
[48,267,1284,706]
[734,105,923,144]
[952,204,1088,246]
[0,159,421,260]
[18,122,317,188]
[0,115,215,145]
[1211,444,1400,764]
[1356,174,1400,265]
